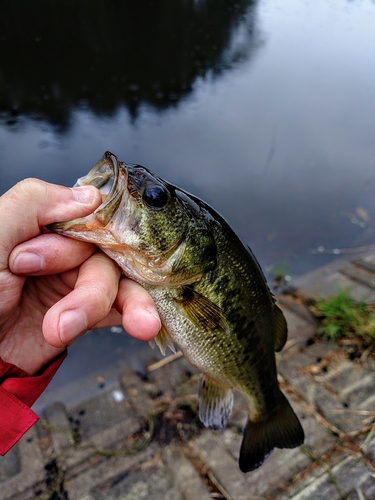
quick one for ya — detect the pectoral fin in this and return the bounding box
[176,286,230,336]
[274,304,288,352]
[198,374,234,430]
[149,324,176,356]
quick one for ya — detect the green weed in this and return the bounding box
[313,288,375,343]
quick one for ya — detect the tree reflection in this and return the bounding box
[0,0,259,130]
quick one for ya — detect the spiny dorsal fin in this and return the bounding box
[274,304,288,352]
[198,374,234,430]
[175,286,231,336]
[149,324,176,356]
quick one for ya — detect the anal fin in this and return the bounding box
[198,374,234,430]
[149,324,176,356]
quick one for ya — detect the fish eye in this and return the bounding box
[143,184,169,209]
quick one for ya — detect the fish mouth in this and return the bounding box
[74,151,118,194]
[49,151,127,233]
[83,151,125,225]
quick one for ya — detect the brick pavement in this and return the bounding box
[1,253,375,500]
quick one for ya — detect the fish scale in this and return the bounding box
[49,151,304,472]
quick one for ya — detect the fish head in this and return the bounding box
[49,151,216,286]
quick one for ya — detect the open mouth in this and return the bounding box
[73,151,129,226]
[48,152,127,233]
[74,151,120,204]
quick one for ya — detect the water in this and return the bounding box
[1,0,375,398]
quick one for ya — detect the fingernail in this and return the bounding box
[144,305,161,323]
[13,252,45,273]
[144,306,162,331]
[58,310,88,345]
[72,186,96,204]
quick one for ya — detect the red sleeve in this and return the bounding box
[0,350,67,455]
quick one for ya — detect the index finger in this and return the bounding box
[0,178,101,269]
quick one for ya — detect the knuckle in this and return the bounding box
[86,280,116,316]
[13,178,45,198]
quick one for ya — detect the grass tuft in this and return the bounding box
[313,288,375,344]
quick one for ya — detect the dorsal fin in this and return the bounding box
[274,305,288,352]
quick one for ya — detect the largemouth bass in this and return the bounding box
[50,151,304,472]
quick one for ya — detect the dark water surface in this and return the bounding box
[1,0,375,398]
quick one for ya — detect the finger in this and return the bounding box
[92,308,123,329]
[0,179,101,269]
[9,234,97,275]
[43,252,121,347]
[115,278,161,341]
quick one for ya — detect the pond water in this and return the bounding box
[1,0,375,397]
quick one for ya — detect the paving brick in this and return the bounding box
[162,444,212,500]
[3,251,375,500]
[0,445,20,482]
[120,370,154,418]
[0,425,47,500]
[0,468,46,500]
[93,464,183,500]
[64,442,162,500]
[361,433,375,464]
[68,386,134,440]
[146,354,198,400]
[193,398,337,499]
[61,417,143,480]
[295,252,375,302]
[44,401,72,453]
[191,431,251,500]
[278,343,373,435]
[338,369,375,408]
[277,298,318,348]
[285,455,375,500]
[17,425,45,473]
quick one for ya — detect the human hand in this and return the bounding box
[0,179,161,375]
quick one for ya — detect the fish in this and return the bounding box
[49,151,304,472]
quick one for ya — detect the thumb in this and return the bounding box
[0,179,101,269]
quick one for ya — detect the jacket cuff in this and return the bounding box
[0,351,67,455]
[0,387,39,455]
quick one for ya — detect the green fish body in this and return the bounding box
[50,152,304,472]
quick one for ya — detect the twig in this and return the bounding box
[147,351,184,372]
[360,421,375,452]
[356,488,366,500]
[206,469,234,500]
[301,445,348,500]
[328,409,375,416]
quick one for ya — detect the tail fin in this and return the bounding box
[239,391,304,473]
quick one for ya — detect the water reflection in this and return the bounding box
[0,0,259,129]
[1,0,375,402]
[0,0,262,402]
